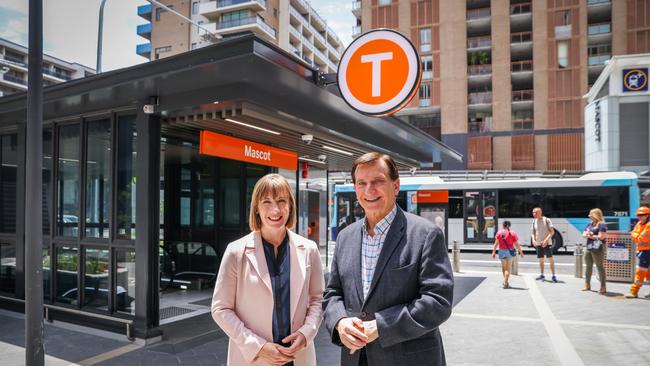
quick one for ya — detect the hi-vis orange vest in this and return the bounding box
[631,221,650,251]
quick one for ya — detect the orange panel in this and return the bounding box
[199,130,297,170]
[415,190,449,203]
[467,136,493,170]
[547,133,583,171]
[512,135,535,170]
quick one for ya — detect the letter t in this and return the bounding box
[360,52,393,97]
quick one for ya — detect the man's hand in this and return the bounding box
[541,239,548,247]
[336,317,368,354]
[255,342,295,366]
[362,320,379,343]
[280,331,307,356]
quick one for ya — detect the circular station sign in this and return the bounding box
[337,29,421,117]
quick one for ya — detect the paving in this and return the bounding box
[1,260,649,365]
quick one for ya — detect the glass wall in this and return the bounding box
[0,134,17,233]
[0,242,16,295]
[116,115,137,240]
[56,245,79,305]
[82,248,109,311]
[57,124,80,237]
[85,119,111,238]
[115,249,135,315]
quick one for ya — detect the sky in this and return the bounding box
[0,0,354,72]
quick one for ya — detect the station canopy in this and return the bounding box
[0,33,462,170]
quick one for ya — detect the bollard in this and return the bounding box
[511,250,519,276]
[452,240,460,272]
[574,243,584,278]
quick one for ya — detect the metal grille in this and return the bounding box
[159,306,195,320]
[603,232,637,283]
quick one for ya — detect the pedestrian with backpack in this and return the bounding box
[531,207,557,282]
[492,221,524,289]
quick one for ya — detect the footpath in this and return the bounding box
[0,271,648,366]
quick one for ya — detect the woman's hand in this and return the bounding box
[281,331,307,355]
[256,342,295,366]
[491,250,496,259]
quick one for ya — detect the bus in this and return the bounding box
[332,171,640,252]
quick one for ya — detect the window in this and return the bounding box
[557,41,568,68]
[448,191,463,219]
[378,0,391,6]
[57,124,80,237]
[220,160,241,226]
[498,187,630,218]
[85,119,111,239]
[43,129,52,234]
[421,55,433,79]
[419,83,431,107]
[115,249,136,315]
[55,246,79,304]
[43,246,51,300]
[155,46,172,54]
[155,5,173,21]
[512,110,534,130]
[0,134,17,233]
[0,243,16,295]
[191,42,198,50]
[116,115,137,240]
[192,1,199,15]
[419,28,431,52]
[559,10,570,26]
[82,248,109,311]
[222,9,250,23]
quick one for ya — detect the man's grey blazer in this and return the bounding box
[323,207,454,366]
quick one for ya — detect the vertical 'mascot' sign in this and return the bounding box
[337,29,421,117]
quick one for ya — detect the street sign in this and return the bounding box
[622,68,648,92]
[337,29,421,117]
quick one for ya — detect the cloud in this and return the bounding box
[0,17,28,45]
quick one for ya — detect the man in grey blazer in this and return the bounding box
[323,152,454,366]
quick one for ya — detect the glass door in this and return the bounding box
[464,190,497,243]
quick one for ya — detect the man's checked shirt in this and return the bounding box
[361,204,397,298]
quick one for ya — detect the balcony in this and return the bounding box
[313,30,326,47]
[137,23,152,40]
[588,23,612,45]
[352,25,361,38]
[467,35,491,50]
[468,91,492,105]
[200,0,266,20]
[136,43,151,58]
[467,7,490,21]
[137,4,152,21]
[419,99,432,107]
[289,25,301,41]
[352,1,361,18]
[293,0,309,13]
[588,0,611,17]
[511,31,531,44]
[209,15,276,40]
[555,25,572,40]
[3,74,27,86]
[310,9,326,31]
[289,5,308,26]
[468,64,492,76]
[313,47,328,64]
[588,54,611,66]
[510,2,531,15]
[467,8,491,34]
[43,68,72,81]
[512,119,533,130]
[512,89,533,102]
[511,31,532,58]
[468,120,491,133]
[511,60,532,73]
[467,64,491,88]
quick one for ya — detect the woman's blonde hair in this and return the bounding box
[588,208,604,224]
[249,174,296,231]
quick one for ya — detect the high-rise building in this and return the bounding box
[136,0,344,73]
[0,38,95,98]
[354,0,650,170]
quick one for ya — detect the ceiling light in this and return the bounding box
[322,145,353,156]
[299,156,326,164]
[212,100,220,104]
[225,118,281,135]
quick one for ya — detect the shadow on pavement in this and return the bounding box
[453,276,486,306]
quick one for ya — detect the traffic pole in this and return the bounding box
[26,0,44,364]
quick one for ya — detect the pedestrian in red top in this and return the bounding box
[492,221,524,289]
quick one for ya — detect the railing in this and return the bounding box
[216,15,276,37]
[468,64,492,76]
[468,120,491,133]
[43,68,72,80]
[289,25,301,39]
[3,74,27,85]
[3,54,26,66]
[352,1,361,11]
[468,91,492,104]
[512,89,533,102]
[513,119,534,130]
[511,60,533,72]
[352,25,361,37]
[587,0,610,5]
[467,7,490,20]
[289,6,308,25]
[510,2,531,15]
[588,23,611,35]
[467,35,491,48]
[511,31,532,43]
[588,54,610,66]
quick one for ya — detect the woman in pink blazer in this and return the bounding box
[212,174,324,366]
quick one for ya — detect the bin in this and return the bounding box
[603,231,637,283]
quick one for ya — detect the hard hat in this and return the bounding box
[637,206,650,216]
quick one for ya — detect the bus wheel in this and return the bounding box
[552,232,564,254]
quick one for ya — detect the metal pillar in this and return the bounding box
[133,105,162,339]
[512,252,519,276]
[574,243,584,278]
[26,0,44,364]
[452,240,460,272]
[96,0,108,73]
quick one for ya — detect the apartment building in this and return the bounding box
[354,0,650,171]
[0,38,94,98]
[136,0,344,73]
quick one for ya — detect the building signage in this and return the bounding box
[622,68,648,92]
[199,130,298,170]
[337,29,421,117]
[414,190,449,204]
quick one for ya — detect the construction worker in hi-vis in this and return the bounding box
[626,206,650,299]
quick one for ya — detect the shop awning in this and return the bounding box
[0,33,462,169]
